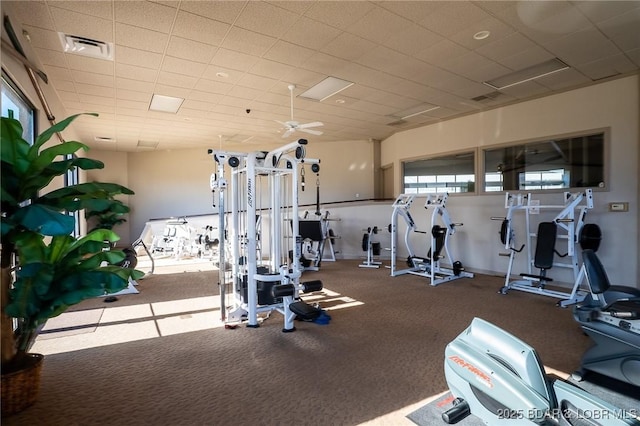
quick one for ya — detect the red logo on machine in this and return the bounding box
[449,355,493,388]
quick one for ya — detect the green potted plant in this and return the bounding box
[1,114,143,416]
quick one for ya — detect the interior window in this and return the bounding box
[483,132,605,192]
[403,151,476,194]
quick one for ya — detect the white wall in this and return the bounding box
[382,75,639,286]
[124,139,375,241]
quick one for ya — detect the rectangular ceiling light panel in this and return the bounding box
[149,94,184,113]
[299,76,354,102]
[484,58,570,90]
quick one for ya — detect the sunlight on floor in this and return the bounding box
[32,286,363,356]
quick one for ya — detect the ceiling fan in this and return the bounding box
[276,84,324,139]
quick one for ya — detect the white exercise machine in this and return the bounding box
[495,189,597,307]
[390,193,473,286]
[208,139,325,331]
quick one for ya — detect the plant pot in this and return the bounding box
[1,353,44,417]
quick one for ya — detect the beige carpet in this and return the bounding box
[4,259,598,425]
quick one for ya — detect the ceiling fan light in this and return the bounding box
[299,76,354,102]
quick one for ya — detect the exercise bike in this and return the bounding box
[572,249,640,388]
[442,317,639,425]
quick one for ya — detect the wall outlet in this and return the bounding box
[609,202,628,212]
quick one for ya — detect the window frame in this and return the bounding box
[401,148,478,195]
[480,128,609,194]
[1,68,37,142]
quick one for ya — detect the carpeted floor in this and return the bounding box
[3,259,631,425]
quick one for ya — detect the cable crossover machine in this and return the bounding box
[390,193,473,286]
[208,139,325,332]
[494,188,601,307]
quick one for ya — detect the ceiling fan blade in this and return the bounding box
[275,120,289,127]
[299,128,323,136]
[298,121,324,129]
[282,128,295,138]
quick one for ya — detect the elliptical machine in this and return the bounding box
[442,317,639,425]
[572,249,640,387]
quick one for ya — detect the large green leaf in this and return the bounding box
[31,113,98,155]
[26,141,89,177]
[1,117,31,174]
[11,204,76,236]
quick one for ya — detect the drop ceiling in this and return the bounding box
[1,1,638,152]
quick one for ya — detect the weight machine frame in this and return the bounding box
[496,189,594,307]
[209,139,322,331]
[390,193,473,286]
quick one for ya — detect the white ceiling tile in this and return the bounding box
[166,36,217,63]
[71,69,114,87]
[178,1,245,24]
[475,32,538,62]
[225,85,263,101]
[116,99,148,110]
[211,48,260,72]
[5,1,55,31]
[348,6,413,45]
[415,39,469,66]
[221,27,277,57]
[188,91,224,104]
[115,63,158,82]
[574,1,639,23]
[156,71,198,89]
[116,89,151,103]
[75,83,115,98]
[194,78,234,95]
[250,59,297,80]
[300,53,350,77]
[234,1,299,38]
[115,23,169,54]
[116,77,155,93]
[577,53,638,80]
[418,2,491,37]
[382,24,444,56]
[161,57,207,78]
[33,48,68,68]
[596,8,640,51]
[281,17,342,50]
[320,32,377,62]
[115,45,163,69]
[78,93,115,106]
[263,40,315,67]
[23,26,65,51]
[544,28,621,65]
[237,73,278,91]
[115,1,176,33]
[304,1,376,31]
[50,6,114,42]
[56,90,80,102]
[376,1,447,24]
[48,1,113,20]
[65,55,114,75]
[172,10,231,46]
[53,80,77,92]
[181,99,214,112]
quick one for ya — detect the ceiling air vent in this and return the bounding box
[58,33,114,60]
[471,91,503,102]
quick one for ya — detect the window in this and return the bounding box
[483,131,605,192]
[403,151,475,194]
[1,69,36,143]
